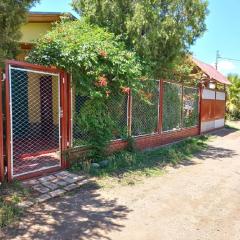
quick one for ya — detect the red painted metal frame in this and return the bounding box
[60,71,69,169]
[198,84,203,134]
[158,80,164,133]
[0,69,4,182]
[5,60,61,74]
[181,84,184,128]
[5,63,11,181]
[65,73,72,168]
[5,60,68,181]
[127,91,132,136]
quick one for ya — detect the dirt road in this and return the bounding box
[2,127,240,240]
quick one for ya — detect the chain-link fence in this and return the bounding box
[131,81,159,136]
[163,82,182,131]
[72,90,89,147]
[72,91,128,146]
[71,80,199,147]
[107,94,128,139]
[9,67,61,177]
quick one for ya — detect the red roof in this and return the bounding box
[192,57,231,85]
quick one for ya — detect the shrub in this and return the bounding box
[28,19,144,158]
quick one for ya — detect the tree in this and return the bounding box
[72,0,208,78]
[227,74,240,120]
[0,0,39,66]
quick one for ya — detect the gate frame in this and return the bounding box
[0,68,4,182]
[5,60,69,181]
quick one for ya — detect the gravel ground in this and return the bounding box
[1,126,240,240]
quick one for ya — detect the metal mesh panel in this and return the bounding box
[183,86,199,128]
[72,90,89,147]
[72,90,128,146]
[132,81,159,136]
[107,94,128,139]
[163,82,182,131]
[10,67,60,177]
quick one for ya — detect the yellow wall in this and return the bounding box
[20,23,52,43]
[28,72,41,123]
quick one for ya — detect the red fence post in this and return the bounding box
[0,68,4,182]
[60,71,69,169]
[181,84,184,129]
[198,83,203,134]
[158,80,164,133]
[5,63,12,181]
[127,91,132,136]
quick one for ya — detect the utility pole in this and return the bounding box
[215,50,220,70]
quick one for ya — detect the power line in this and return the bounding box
[215,50,240,70]
[218,57,240,62]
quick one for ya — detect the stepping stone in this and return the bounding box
[17,201,34,208]
[61,176,78,184]
[23,179,39,186]
[52,179,68,187]
[54,171,68,177]
[49,189,66,198]
[76,179,89,186]
[38,175,56,182]
[41,181,58,190]
[64,183,78,191]
[33,185,50,194]
[36,194,51,203]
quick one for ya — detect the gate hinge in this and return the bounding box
[62,77,65,84]
[60,109,63,118]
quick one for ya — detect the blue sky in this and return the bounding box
[31,0,240,76]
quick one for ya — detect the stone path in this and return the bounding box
[20,171,88,207]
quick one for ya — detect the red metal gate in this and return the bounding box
[5,61,68,180]
[0,68,4,182]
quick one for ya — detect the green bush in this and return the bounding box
[28,19,144,158]
[227,74,240,120]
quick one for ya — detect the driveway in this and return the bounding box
[2,126,240,240]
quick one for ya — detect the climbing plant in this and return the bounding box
[28,19,144,159]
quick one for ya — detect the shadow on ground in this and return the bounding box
[170,127,239,168]
[208,127,239,137]
[177,145,238,167]
[2,182,130,240]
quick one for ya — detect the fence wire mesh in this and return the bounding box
[72,91,89,147]
[183,86,199,128]
[132,81,159,136]
[72,90,128,146]
[10,67,60,177]
[72,80,199,147]
[107,94,128,139]
[163,82,182,131]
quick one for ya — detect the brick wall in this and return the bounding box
[65,126,199,162]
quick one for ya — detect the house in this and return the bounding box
[17,12,75,61]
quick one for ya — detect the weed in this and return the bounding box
[70,135,209,186]
[0,180,29,228]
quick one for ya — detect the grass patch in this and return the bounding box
[0,180,29,228]
[70,135,209,186]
